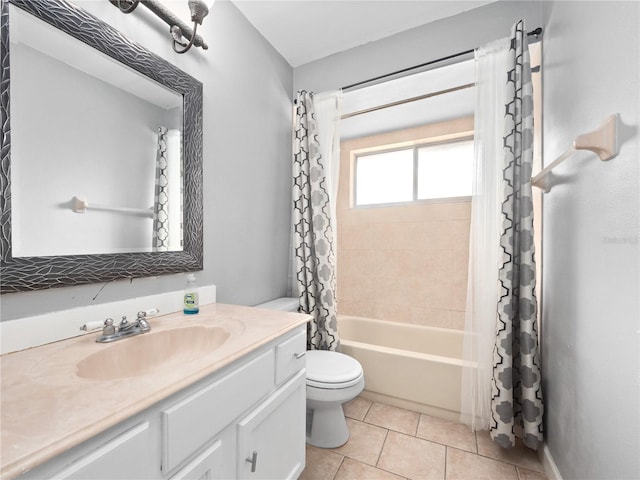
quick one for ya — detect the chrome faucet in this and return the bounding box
[95,311,152,343]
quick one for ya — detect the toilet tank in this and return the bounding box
[254,297,300,312]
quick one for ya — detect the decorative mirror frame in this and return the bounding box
[0,0,203,293]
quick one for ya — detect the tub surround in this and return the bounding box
[337,120,473,330]
[0,303,310,480]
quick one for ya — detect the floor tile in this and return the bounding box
[365,403,420,436]
[416,415,477,453]
[302,398,548,480]
[377,431,446,480]
[475,432,545,473]
[343,396,373,421]
[331,418,388,466]
[446,447,518,480]
[335,457,406,480]
[517,467,548,480]
[299,444,344,480]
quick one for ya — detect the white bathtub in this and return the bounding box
[339,315,464,422]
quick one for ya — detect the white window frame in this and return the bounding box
[352,134,474,208]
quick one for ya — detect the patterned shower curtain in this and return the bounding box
[152,126,170,252]
[292,90,340,351]
[490,21,544,450]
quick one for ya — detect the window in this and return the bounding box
[355,149,414,205]
[354,138,473,206]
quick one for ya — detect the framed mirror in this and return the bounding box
[0,0,203,293]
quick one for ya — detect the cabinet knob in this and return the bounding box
[245,450,258,473]
[294,352,306,359]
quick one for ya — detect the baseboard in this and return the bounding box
[539,443,563,480]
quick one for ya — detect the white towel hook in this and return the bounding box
[573,114,618,161]
[532,114,618,193]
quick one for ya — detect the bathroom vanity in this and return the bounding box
[0,304,309,480]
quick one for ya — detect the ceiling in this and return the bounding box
[231,1,495,67]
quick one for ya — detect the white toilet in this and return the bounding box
[305,349,364,447]
[254,298,365,448]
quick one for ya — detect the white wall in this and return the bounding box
[1,0,293,320]
[294,1,545,94]
[541,2,640,479]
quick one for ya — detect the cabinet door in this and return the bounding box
[237,370,306,480]
[53,422,154,480]
[162,349,274,473]
[169,426,235,480]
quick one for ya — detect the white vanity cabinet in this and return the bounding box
[15,325,307,480]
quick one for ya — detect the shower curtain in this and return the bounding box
[292,90,340,351]
[152,127,182,252]
[461,36,510,433]
[152,127,170,252]
[462,21,543,450]
[311,91,343,232]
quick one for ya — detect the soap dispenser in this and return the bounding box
[183,274,200,314]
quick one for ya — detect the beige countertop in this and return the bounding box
[0,303,309,480]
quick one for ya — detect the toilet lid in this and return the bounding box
[306,350,363,387]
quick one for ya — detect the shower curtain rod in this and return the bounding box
[340,82,475,120]
[341,27,543,92]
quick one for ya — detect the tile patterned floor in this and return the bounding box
[300,396,547,480]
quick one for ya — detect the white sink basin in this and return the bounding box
[76,326,230,381]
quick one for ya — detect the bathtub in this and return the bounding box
[339,315,465,422]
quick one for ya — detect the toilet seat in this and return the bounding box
[306,351,364,389]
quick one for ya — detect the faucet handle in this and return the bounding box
[136,311,151,333]
[119,316,128,328]
[103,318,116,336]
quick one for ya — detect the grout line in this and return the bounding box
[473,451,532,475]
[364,423,421,438]
[474,430,479,454]
[374,461,412,479]
[473,450,544,473]
[410,427,478,454]
[449,445,525,469]
[360,402,422,438]
[374,427,390,467]
[332,455,346,480]
[444,446,448,480]
[429,440,476,453]
[362,399,374,421]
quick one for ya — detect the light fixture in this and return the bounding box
[111,0,212,54]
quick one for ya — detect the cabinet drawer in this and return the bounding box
[53,422,152,480]
[162,349,275,474]
[275,328,306,385]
